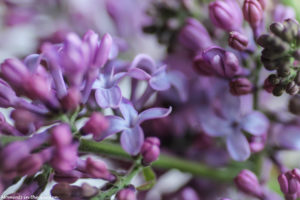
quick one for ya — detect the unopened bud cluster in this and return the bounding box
[258,19,300,96]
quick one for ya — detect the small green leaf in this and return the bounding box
[137,167,156,191]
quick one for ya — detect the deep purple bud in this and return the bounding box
[94,33,112,68]
[1,58,29,89]
[243,0,264,28]
[278,169,300,198]
[234,169,264,198]
[81,112,109,139]
[17,154,43,176]
[178,18,212,52]
[273,4,296,22]
[229,77,252,95]
[51,183,72,199]
[228,31,249,51]
[61,87,81,111]
[201,47,242,78]
[116,188,136,200]
[209,0,243,31]
[0,141,30,175]
[85,157,114,180]
[24,74,52,100]
[193,54,215,76]
[141,137,160,165]
[51,124,72,147]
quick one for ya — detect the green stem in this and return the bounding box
[91,160,143,200]
[253,57,262,110]
[79,139,246,181]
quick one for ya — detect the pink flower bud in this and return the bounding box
[141,137,160,165]
[85,157,114,181]
[11,109,40,135]
[228,31,249,51]
[209,0,243,31]
[51,124,72,147]
[243,0,264,28]
[17,154,43,176]
[51,143,78,172]
[234,169,264,198]
[116,188,136,200]
[229,78,253,95]
[278,169,300,198]
[81,112,109,140]
[24,74,52,100]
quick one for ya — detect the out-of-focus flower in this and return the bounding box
[209,0,243,31]
[180,187,200,200]
[273,4,296,22]
[198,92,269,161]
[99,98,171,155]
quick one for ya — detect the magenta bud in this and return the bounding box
[94,33,112,68]
[85,157,113,180]
[228,31,249,51]
[234,169,263,198]
[81,112,109,139]
[209,0,243,31]
[223,52,241,77]
[24,74,51,100]
[178,18,212,52]
[243,0,264,28]
[278,170,300,197]
[263,78,275,93]
[51,124,72,147]
[51,143,78,172]
[116,188,136,200]
[193,54,215,76]
[257,0,266,10]
[61,87,81,111]
[0,79,18,107]
[1,58,29,88]
[141,137,160,165]
[229,78,252,95]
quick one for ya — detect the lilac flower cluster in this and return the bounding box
[1,0,300,200]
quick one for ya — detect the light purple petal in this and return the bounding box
[149,65,171,91]
[120,125,144,155]
[215,91,240,120]
[274,126,300,150]
[137,106,172,124]
[119,98,138,124]
[198,108,233,136]
[130,54,156,73]
[95,86,122,108]
[96,116,127,141]
[127,68,151,80]
[24,54,41,72]
[241,111,269,136]
[226,131,250,161]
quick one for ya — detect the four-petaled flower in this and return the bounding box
[98,98,172,155]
